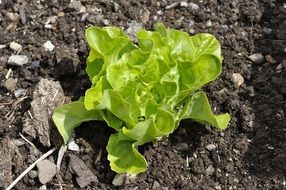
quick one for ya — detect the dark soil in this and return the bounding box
[0,0,285,189]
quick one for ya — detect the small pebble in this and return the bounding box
[19,6,26,25]
[180,1,188,7]
[8,55,29,66]
[233,149,240,155]
[190,2,199,10]
[9,41,22,52]
[14,88,26,97]
[43,41,55,52]
[262,27,272,35]
[231,73,244,87]
[205,144,216,151]
[39,185,47,190]
[112,2,119,12]
[152,180,161,189]
[4,78,17,91]
[0,44,6,49]
[165,2,179,10]
[175,142,189,152]
[112,173,126,186]
[28,170,38,179]
[248,53,265,64]
[80,13,89,22]
[276,64,283,73]
[29,60,40,69]
[68,139,80,152]
[141,11,150,25]
[58,12,65,17]
[6,12,19,22]
[206,165,215,176]
[265,55,277,64]
[206,20,212,27]
[44,24,52,29]
[225,163,234,173]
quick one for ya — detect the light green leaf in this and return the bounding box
[183,91,230,130]
[107,131,147,174]
[52,100,102,144]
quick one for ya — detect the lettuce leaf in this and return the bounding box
[52,23,230,174]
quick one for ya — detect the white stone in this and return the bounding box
[68,139,80,152]
[206,20,212,27]
[8,55,29,66]
[231,73,244,87]
[43,41,55,51]
[248,53,265,64]
[14,88,26,98]
[10,41,22,52]
[0,44,6,49]
[180,2,188,7]
[205,144,216,151]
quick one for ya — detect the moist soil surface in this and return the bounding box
[0,0,286,189]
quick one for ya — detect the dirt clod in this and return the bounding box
[23,79,66,147]
[68,154,98,188]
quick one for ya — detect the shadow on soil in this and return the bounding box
[243,0,286,187]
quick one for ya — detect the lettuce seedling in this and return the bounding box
[52,23,230,174]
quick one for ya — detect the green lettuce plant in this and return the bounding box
[52,23,230,174]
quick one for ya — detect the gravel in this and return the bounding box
[7,55,29,66]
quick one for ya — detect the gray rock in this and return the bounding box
[4,78,17,91]
[248,53,265,64]
[205,144,216,151]
[36,159,57,184]
[8,55,29,66]
[206,165,215,176]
